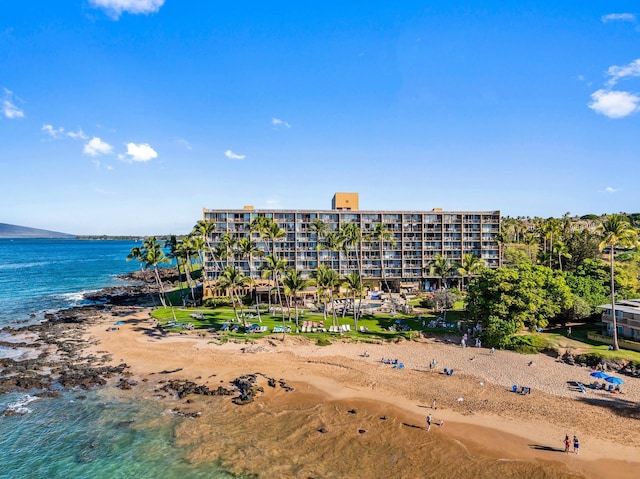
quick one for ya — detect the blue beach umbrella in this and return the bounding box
[590,371,609,379]
[605,376,624,385]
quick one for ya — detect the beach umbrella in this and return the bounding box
[590,371,609,379]
[605,376,624,385]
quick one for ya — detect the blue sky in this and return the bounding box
[1,1,639,235]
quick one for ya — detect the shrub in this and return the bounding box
[204,297,233,308]
[508,335,549,354]
[316,337,332,347]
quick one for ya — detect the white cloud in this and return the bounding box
[89,0,164,19]
[602,13,636,23]
[588,89,640,118]
[83,137,113,156]
[42,124,65,138]
[225,149,246,160]
[2,88,24,119]
[272,117,291,128]
[606,58,640,86]
[67,129,89,140]
[124,142,157,162]
[603,187,619,193]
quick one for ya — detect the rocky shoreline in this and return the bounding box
[0,272,288,416]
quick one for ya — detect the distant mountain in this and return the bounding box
[0,223,75,239]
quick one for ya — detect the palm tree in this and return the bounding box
[282,269,312,333]
[126,246,156,305]
[193,219,217,282]
[430,254,454,289]
[236,236,264,321]
[264,221,286,257]
[457,253,484,291]
[312,264,340,327]
[342,271,362,325]
[371,222,396,293]
[217,265,251,326]
[259,254,287,319]
[319,230,342,272]
[220,233,237,269]
[141,237,176,321]
[596,214,639,350]
[524,232,537,262]
[311,217,328,242]
[552,240,571,271]
[339,223,364,320]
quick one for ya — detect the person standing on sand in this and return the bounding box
[426,414,432,431]
[564,434,570,453]
[573,436,580,454]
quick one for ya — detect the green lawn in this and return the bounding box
[539,323,640,363]
[149,305,466,342]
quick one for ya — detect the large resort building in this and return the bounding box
[202,193,501,298]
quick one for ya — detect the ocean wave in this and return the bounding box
[4,394,39,416]
[0,261,48,271]
[57,290,100,305]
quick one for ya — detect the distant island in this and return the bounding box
[0,223,75,239]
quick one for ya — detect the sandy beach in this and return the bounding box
[84,307,640,479]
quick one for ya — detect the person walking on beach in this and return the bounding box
[426,414,432,431]
[564,434,570,453]
[573,435,580,454]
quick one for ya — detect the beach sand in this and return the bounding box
[84,308,640,478]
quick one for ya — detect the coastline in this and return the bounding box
[81,307,640,479]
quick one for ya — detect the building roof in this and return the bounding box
[597,299,640,315]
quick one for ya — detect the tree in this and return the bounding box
[466,264,573,347]
[235,236,265,321]
[319,230,342,272]
[217,265,251,326]
[430,254,454,289]
[595,214,639,350]
[339,223,364,321]
[457,253,484,291]
[342,271,362,324]
[282,269,313,334]
[371,222,396,293]
[564,228,599,272]
[126,246,155,305]
[312,264,340,327]
[141,237,176,321]
[264,221,286,257]
[259,254,287,319]
[193,219,217,282]
[553,240,571,271]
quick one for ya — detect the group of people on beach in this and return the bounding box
[564,434,579,454]
[426,409,444,431]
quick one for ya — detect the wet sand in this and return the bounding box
[84,308,640,478]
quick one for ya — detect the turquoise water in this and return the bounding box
[0,239,235,478]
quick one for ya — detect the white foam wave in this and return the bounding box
[5,394,39,415]
[57,290,100,305]
[0,261,48,271]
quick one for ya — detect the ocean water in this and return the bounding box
[0,239,234,478]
